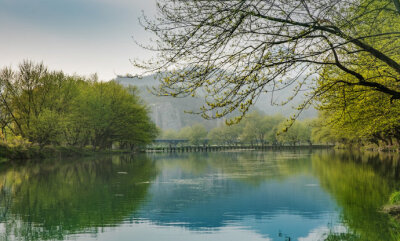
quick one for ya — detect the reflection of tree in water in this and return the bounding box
[150,150,400,240]
[0,155,158,241]
[0,181,13,241]
[311,151,400,241]
[324,232,359,241]
[149,150,314,186]
[2,151,400,241]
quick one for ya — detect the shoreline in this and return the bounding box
[0,145,139,163]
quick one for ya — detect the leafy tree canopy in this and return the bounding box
[136,0,400,123]
[0,61,158,150]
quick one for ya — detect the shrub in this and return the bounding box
[389,191,400,205]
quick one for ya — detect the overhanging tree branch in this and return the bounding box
[135,0,400,120]
[394,0,400,14]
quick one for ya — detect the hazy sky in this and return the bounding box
[0,0,157,80]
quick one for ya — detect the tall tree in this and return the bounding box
[0,61,158,150]
[136,0,400,121]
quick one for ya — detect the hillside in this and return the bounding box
[116,75,316,130]
[116,76,225,130]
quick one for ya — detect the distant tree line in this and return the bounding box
[159,111,314,146]
[0,61,158,150]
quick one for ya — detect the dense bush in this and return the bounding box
[0,61,158,151]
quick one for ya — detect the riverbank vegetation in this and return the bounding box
[159,111,315,146]
[0,61,158,159]
[310,62,400,151]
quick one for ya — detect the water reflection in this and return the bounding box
[0,150,399,241]
[0,155,158,240]
[312,151,400,241]
[137,151,338,240]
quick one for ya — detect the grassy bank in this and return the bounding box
[383,191,400,222]
[0,143,138,162]
[334,143,400,152]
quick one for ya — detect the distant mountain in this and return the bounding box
[253,91,317,119]
[116,75,226,130]
[116,75,159,87]
[115,74,317,130]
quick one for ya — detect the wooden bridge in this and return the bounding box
[146,143,334,153]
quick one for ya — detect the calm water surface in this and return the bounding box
[1,150,400,241]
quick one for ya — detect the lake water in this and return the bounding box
[1,150,400,241]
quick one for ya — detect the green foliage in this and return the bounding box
[28,109,63,148]
[309,1,400,148]
[277,120,313,146]
[0,61,157,151]
[160,129,180,139]
[6,136,31,149]
[207,123,241,145]
[179,123,208,145]
[237,112,285,145]
[324,232,359,241]
[161,110,313,146]
[389,191,400,205]
[136,0,400,123]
